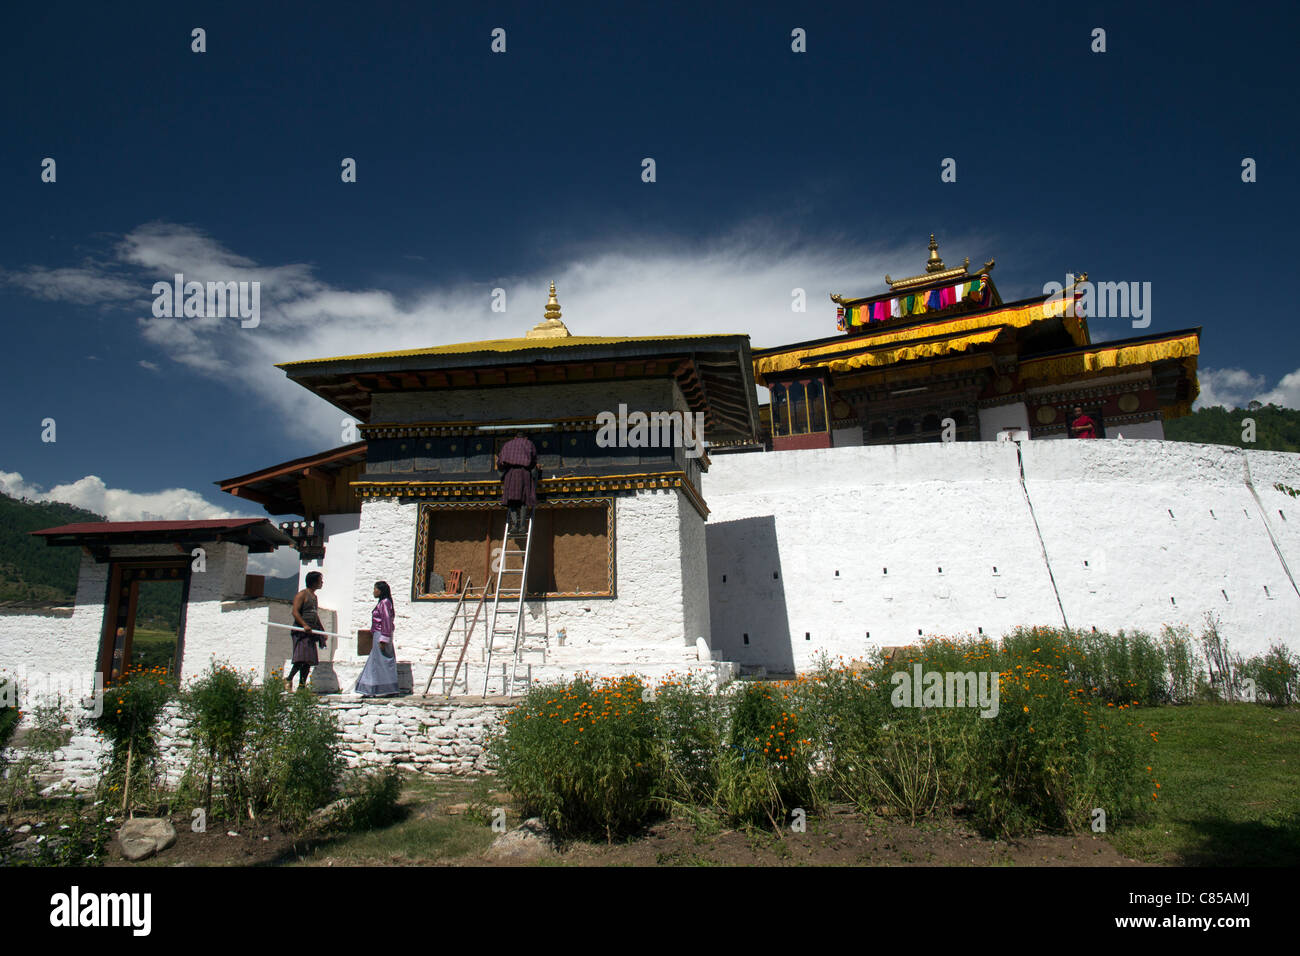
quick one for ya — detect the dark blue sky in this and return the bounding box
[2,0,1296,543]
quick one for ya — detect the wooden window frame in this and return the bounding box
[411,497,617,601]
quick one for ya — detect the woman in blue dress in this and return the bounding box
[355,581,400,696]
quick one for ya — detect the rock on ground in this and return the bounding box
[485,817,558,860]
[117,817,177,862]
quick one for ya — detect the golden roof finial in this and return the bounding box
[544,280,562,320]
[925,234,946,273]
[526,280,572,338]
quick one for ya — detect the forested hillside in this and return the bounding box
[1163,403,1300,452]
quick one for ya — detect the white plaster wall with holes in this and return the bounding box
[704,441,1300,673]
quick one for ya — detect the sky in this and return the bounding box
[2,1,1297,575]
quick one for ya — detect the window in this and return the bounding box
[413,499,615,599]
[772,387,789,437]
[770,378,829,437]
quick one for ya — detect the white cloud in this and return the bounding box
[0,470,252,522]
[138,359,159,372]
[1193,367,1292,410]
[248,547,302,579]
[1256,369,1300,409]
[4,220,942,446]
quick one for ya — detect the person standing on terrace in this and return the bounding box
[287,571,326,691]
[355,580,399,697]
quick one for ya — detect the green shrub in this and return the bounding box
[1160,625,1200,704]
[492,630,1160,841]
[333,767,404,831]
[91,664,175,809]
[179,665,343,827]
[720,680,823,827]
[819,632,1155,836]
[181,663,254,817]
[488,674,663,840]
[256,685,344,828]
[654,672,725,805]
[1243,644,1299,707]
[1198,613,1246,701]
[8,800,113,867]
[0,676,20,762]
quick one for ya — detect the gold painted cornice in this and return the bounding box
[353,471,709,517]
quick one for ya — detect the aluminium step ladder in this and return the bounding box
[423,576,489,697]
[482,512,537,698]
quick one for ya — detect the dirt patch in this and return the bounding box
[61,785,1149,867]
[541,809,1150,867]
[101,813,305,866]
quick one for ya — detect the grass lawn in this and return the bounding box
[1109,703,1300,865]
[130,628,180,673]
[290,775,499,865]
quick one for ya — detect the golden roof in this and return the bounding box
[277,332,737,369]
[755,295,1087,382]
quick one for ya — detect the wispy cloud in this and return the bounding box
[2,221,929,445]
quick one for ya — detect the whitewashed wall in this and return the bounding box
[0,541,284,706]
[344,489,715,695]
[704,441,1300,673]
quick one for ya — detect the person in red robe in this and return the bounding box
[497,432,538,534]
[1069,405,1098,439]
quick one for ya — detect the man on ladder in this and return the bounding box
[497,430,539,535]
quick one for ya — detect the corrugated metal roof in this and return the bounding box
[277,334,740,369]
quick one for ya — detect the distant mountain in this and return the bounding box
[1164,403,1300,453]
[0,492,103,603]
[265,575,300,600]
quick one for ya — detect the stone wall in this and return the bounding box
[14,696,513,794]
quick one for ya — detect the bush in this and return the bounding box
[1160,625,1200,704]
[1243,644,1300,707]
[488,674,663,840]
[91,665,175,809]
[492,630,1162,840]
[720,680,823,827]
[333,767,404,831]
[0,676,20,762]
[179,665,343,827]
[251,683,344,828]
[1198,613,1246,701]
[182,663,255,817]
[811,632,1154,836]
[653,672,726,806]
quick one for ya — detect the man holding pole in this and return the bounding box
[287,571,327,690]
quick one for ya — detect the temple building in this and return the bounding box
[218,283,759,692]
[744,237,1200,451]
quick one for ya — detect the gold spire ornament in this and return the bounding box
[525,280,572,338]
[925,234,945,273]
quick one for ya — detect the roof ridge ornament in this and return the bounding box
[882,235,992,291]
[925,233,946,273]
[526,280,573,338]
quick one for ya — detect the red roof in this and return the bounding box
[30,518,293,553]
[31,518,267,537]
